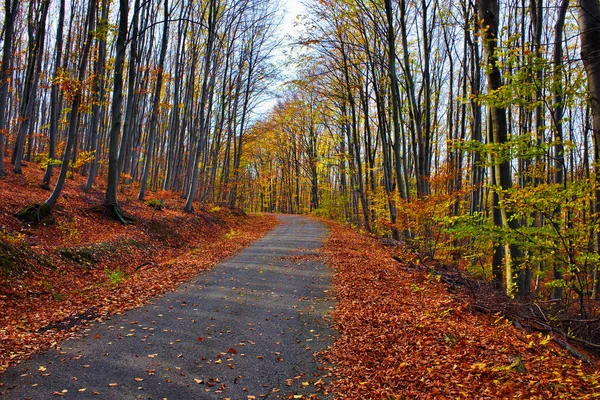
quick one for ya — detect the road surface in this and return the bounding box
[0,215,334,399]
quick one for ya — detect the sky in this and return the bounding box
[254,0,306,116]
[281,0,305,39]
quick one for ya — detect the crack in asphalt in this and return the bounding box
[0,215,334,400]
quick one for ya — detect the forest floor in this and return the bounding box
[322,221,600,398]
[0,161,278,374]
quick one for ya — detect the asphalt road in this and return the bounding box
[0,215,334,399]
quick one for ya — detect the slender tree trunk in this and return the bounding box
[41,0,66,188]
[549,0,570,300]
[13,0,50,174]
[85,0,110,190]
[138,0,169,200]
[185,0,218,212]
[104,0,129,210]
[384,0,407,209]
[44,0,96,210]
[0,0,20,177]
[478,0,522,297]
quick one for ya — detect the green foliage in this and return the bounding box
[451,135,575,167]
[444,178,598,302]
[105,268,125,285]
[34,154,63,169]
[146,199,164,211]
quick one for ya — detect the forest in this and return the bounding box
[244,0,600,322]
[1,0,600,395]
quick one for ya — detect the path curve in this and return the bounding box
[0,215,333,399]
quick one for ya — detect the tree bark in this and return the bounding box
[104,0,128,209]
[0,0,19,177]
[41,0,66,189]
[577,0,600,298]
[138,0,169,201]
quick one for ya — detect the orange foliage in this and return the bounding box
[322,221,599,398]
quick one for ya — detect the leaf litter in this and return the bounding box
[321,221,600,399]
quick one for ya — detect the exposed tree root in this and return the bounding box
[15,203,52,223]
[104,203,135,224]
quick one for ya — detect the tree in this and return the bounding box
[138,0,170,201]
[104,0,129,221]
[0,0,20,177]
[577,0,600,296]
[12,0,50,174]
[477,0,523,296]
[41,0,66,189]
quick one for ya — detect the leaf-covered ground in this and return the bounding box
[322,221,600,399]
[0,163,278,373]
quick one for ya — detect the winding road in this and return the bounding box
[0,215,334,399]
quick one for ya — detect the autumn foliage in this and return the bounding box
[322,221,600,398]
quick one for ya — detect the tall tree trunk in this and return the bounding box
[85,0,110,190]
[478,0,522,297]
[13,0,50,174]
[185,0,218,212]
[577,0,600,298]
[138,0,169,200]
[550,0,569,300]
[0,0,19,177]
[41,0,66,189]
[384,0,407,210]
[104,0,129,214]
[118,0,142,184]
